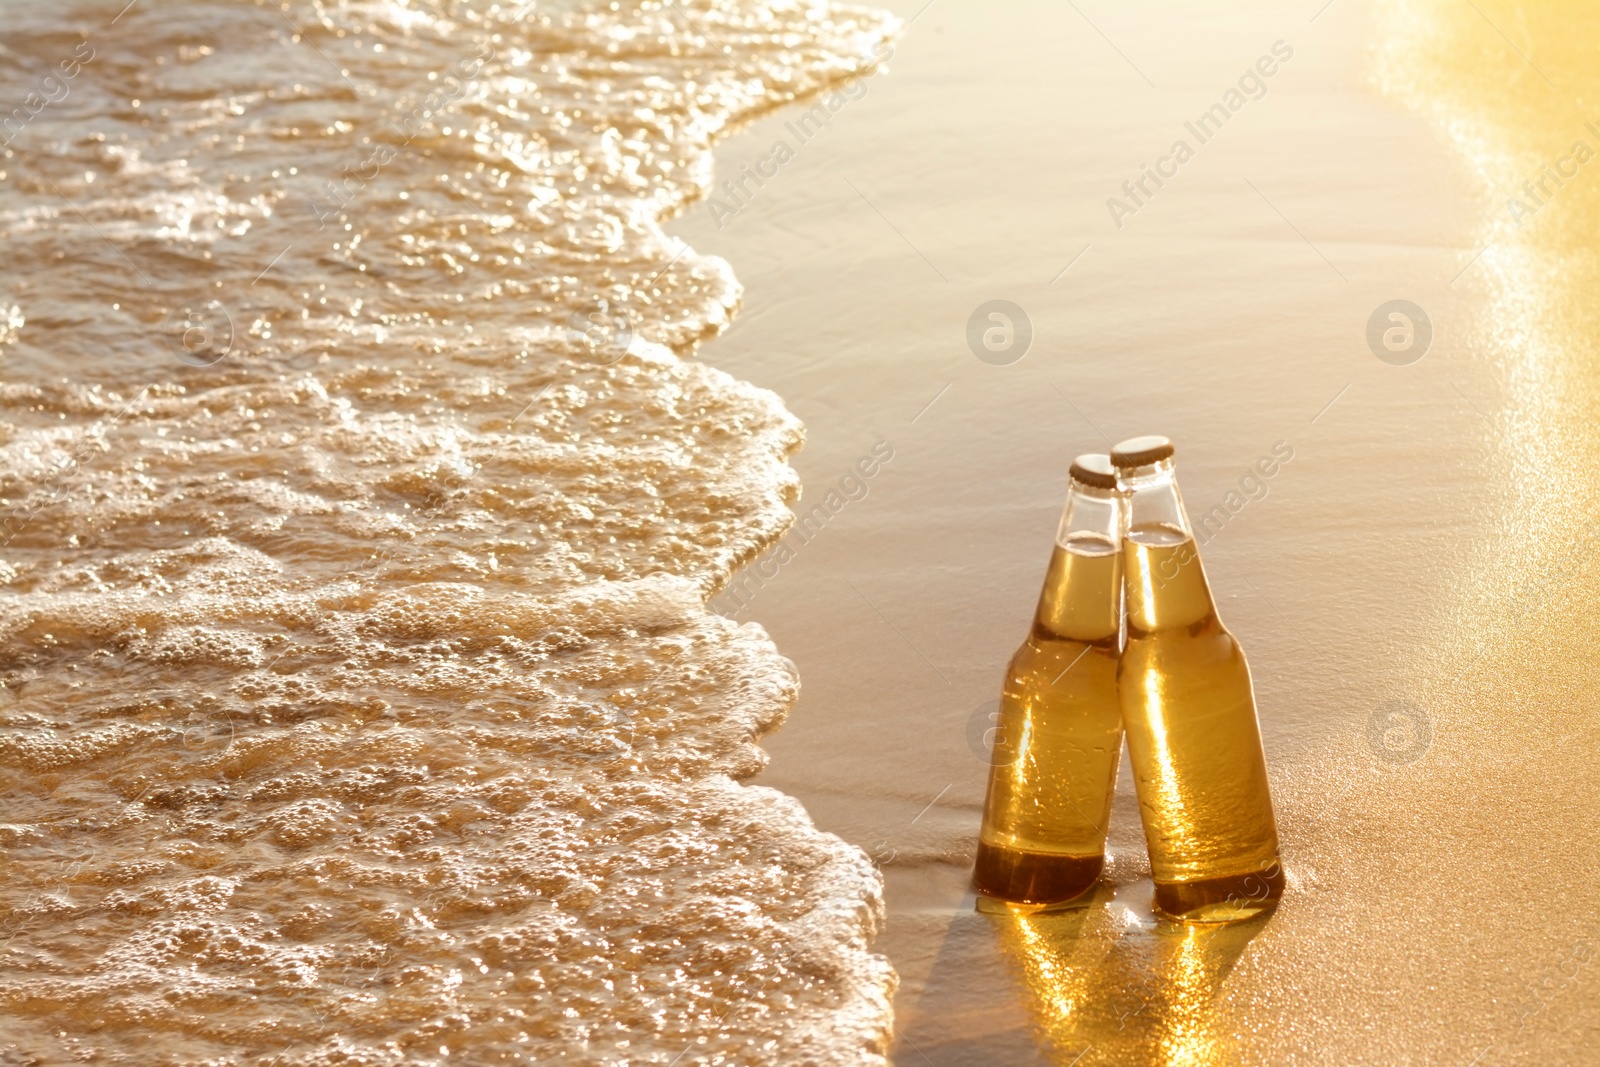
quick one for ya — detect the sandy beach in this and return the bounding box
[674,0,1600,1062]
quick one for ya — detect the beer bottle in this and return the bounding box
[974,455,1125,911]
[1110,435,1284,923]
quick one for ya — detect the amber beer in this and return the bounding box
[974,456,1125,910]
[1111,436,1284,923]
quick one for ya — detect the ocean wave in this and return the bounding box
[0,0,898,1063]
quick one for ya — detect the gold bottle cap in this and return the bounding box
[1110,435,1175,469]
[1068,453,1118,490]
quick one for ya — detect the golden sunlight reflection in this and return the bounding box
[1012,915,1085,1034]
[1377,0,1600,694]
[995,901,1271,1066]
[1138,680,1187,838]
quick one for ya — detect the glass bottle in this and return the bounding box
[974,455,1125,911]
[1111,435,1283,923]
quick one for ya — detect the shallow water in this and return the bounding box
[0,2,900,1064]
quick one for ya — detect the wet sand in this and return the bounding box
[672,0,1600,1062]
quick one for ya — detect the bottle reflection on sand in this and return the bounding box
[994,894,1272,1066]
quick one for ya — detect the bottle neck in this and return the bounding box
[1118,462,1217,633]
[1034,483,1122,643]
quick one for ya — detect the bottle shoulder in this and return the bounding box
[1008,634,1120,684]
[1121,614,1249,670]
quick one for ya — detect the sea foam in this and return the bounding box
[0,1,898,1063]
